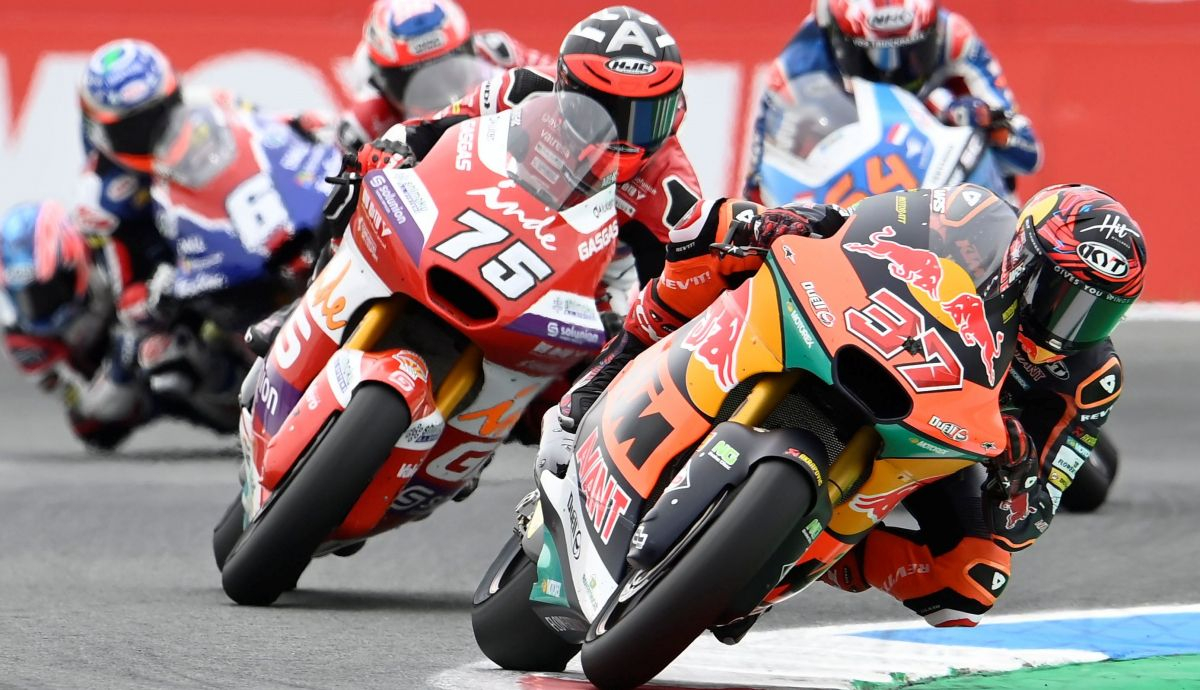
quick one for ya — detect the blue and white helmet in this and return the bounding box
[79,39,181,172]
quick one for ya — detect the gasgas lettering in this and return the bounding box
[575,428,632,544]
[578,221,619,261]
[844,226,943,300]
[454,118,477,171]
[466,180,557,250]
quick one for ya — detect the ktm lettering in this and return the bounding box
[575,428,632,544]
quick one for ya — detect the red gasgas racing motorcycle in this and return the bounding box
[214,91,622,606]
[472,185,1023,689]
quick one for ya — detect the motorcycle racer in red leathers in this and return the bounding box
[334,0,555,152]
[335,6,702,446]
[357,5,702,294]
[746,0,1043,201]
[540,183,1146,638]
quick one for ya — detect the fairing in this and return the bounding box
[536,184,1019,623]
[758,74,1006,207]
[241,91,621,542]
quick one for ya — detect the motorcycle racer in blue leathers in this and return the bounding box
[746,0,1043,201]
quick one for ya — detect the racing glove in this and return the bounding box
[983,414,1054,552]
[939,96,1017,148]
[983,415,1039,500]
[730,202,848,250]
[356,124,417,172]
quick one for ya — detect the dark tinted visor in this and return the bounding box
[98,88,183,157]
[12,268,78,332]
[1021,263,1132,352]
[561,80,677,153]
[832,29,939,87]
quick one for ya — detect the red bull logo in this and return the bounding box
[942,293,1005,386]
[845,226,944,300]
[850,482,923,522]
[1000,492,1037,530]
[681,294,749,393]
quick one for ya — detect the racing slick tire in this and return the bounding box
[221,384,411,606]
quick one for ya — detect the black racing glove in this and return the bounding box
[983,415,1054,551]
[560,329,647,432]
[984,415,1039,500]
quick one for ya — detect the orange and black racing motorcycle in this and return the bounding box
[472,184,1022,689]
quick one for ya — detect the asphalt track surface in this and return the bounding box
[1,321,1196,689]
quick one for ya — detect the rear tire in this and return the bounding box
[221,384,410,606]
[472,534,580,672]
[212,495,245,571]
[581,461,813,690]
[1061,435,1118,513]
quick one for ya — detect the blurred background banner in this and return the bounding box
[0,0,1196,299]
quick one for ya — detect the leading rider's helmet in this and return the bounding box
[556,6,684,182]
[80,39,181,173]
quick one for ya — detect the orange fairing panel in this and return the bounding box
[681,268,786,419]
[773,228,1007,456]
[594,270,785,500]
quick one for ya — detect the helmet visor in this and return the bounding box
[10,268,79,335]
[372,44,479,113]
[836,29,939,87]
[92,88,183,158]
[1022,263,1132,352]
[561,80,677,154]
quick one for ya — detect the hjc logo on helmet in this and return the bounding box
[605,57,657,75]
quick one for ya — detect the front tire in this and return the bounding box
[221,384,411,606]
[1061,434,1118,513]
[212,494,245,571]
[472,534,580,672]
[581,461,813,690]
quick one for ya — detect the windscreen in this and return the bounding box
[401,54,496,119]
[504,92,619,211]
[152,103,237,188]
[762,73,859,161]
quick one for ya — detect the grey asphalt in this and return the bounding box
[1,321,1196,689]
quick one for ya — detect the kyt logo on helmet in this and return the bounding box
[1008,184,1148,363]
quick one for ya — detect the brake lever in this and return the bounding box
[709,242,769,258]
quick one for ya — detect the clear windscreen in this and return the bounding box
[762,73,859,161]
[401,54,496,119]
[504,92,619,211]
[151,103,237,188]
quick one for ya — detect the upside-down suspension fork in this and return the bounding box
[343,295,483,416]
[724,371,877,508]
